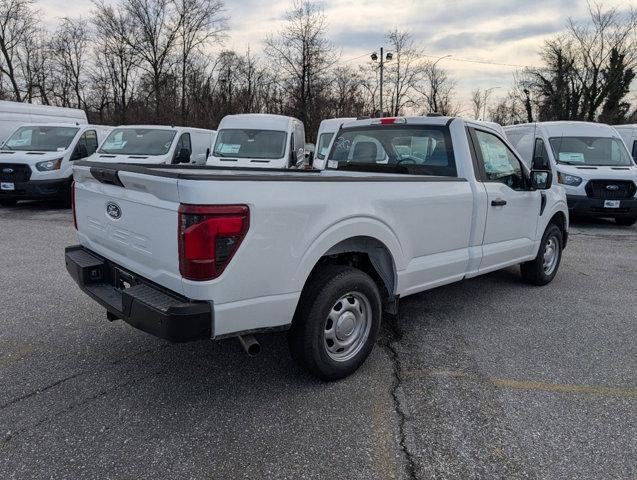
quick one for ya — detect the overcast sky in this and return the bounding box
[39,0,636,115]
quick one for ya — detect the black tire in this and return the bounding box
[520,223,563,286]
[0,199,17,207]
[615,217,636,226]
[288,265,382,381]
[56,180,73,208]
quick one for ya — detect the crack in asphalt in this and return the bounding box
[0,344,169,411]
[380,316,419,480]
[2,369,164,445]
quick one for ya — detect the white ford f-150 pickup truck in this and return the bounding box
[65,116,568,380]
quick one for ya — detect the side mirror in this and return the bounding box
[530,170,552,190]
[176,148,191,164]
[532,156,550,170]
[72,144,88,161]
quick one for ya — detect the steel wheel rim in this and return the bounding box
[542,236,559,275]
[324,292,372,362]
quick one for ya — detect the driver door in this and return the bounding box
[469,128,541,273]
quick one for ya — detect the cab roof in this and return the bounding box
[218,114,301,131]
[505,121,621,138]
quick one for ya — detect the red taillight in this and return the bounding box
[372,117,407,125]
[178,204,249,281]
[71,181,77,230]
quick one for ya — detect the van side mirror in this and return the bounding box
[72,143,88,161]
[175,148,191,164]
[530,170,552,190]
[532,156,550,170]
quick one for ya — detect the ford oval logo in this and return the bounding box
[106,202,122,219]
[2,168,13,174]
[606,184,620,191]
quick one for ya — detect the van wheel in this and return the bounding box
[288,265,381,381]
[615,217,636,226]
[0,199,17,207]
[520,223,563,286]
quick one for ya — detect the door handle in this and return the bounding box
[491,199,507,207]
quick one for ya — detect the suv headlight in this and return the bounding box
[557,172,583,186]
[36,158,63,171]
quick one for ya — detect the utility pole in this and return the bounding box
[379,47,384,118]
[371,48,392,117]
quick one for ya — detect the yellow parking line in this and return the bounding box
[403,368,637,399]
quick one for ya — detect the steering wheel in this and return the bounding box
[396,157,418,166]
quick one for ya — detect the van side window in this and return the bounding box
[532,138,550,170]
[474,130,526,190]
[173,133,192,163]
[632,141,637,162]
[72,130,98,160]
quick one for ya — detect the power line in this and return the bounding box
[421,53,537,69]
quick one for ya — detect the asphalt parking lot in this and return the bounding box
[0,202,635,480]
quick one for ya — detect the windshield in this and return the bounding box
[99,128,176,156]
[316,133,334,160]
[3,126,79,152]
[549,136,632,166]
[327,125,456,177]
[213,129,287,159]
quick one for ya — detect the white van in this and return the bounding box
[0,124,112,206]
[90,125,215,166]
[614,125,637,163]
[208,114,305,169]
[315,118,356,163]
[0,100,87,144]
[505,121,637,226]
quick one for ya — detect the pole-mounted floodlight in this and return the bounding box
[385,52,393,61]
[371,48,393,117]
[370,52,378,61]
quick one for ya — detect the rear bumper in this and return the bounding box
[65,245,212,342]
[0,178,70,200]
[566,194,637,219]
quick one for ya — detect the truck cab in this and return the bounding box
[0,123,111,206]
[207,114,305,169]
[505,121,637,226]
[91,125,215,165]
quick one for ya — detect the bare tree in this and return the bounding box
[93,1,140,123]
[121,0,182,119]
[0,0,38,101]
[471,88,483,119]
[384,30,425,116]
[50,17,90,109]
[417,62,459,115]
[173,0,226,122]
[265,0,336,134]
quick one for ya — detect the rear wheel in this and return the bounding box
[288,265,382,381]
[521,223,563,286]
[615,217,636,226]
[0,199,17,207]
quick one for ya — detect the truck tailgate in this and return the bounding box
[73,165,184,295]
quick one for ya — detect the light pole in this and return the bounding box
[482,86,500,121]
[371,48,392,117]
[431,54,452,69]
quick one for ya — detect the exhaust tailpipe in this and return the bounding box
[238,334,261,356]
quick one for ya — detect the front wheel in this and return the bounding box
[615,217,636,227]
[520,223,563,286]
[288,265,382,381]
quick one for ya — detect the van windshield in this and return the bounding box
[327,125,457,177]
[549,136,632,166]
[213,129,287,159]
[99,128,176,155]
[3,126,79,152]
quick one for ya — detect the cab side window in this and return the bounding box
[475,130,526,190]
[532,138,550,170]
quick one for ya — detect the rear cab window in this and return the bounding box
[326,123,457,177]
